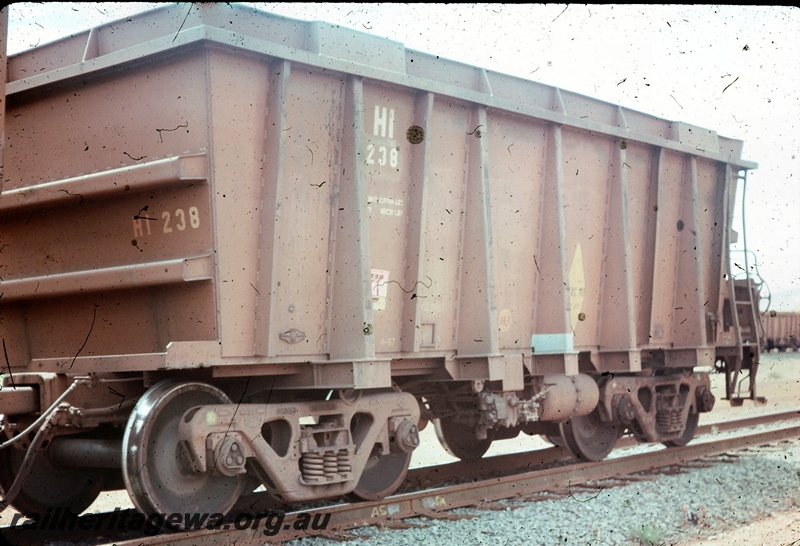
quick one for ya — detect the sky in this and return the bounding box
[5,3,800,312]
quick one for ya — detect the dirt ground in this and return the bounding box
[681,505,800,546]
[678,350,800,545]
[701,350,800,423]
[2,351,799,536]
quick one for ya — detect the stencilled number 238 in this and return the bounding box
[133,205,201,237]
[366,144,399,168]
[161,207,201,233]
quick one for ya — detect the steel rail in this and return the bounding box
[3,409,798,545]
[404,408,800,489]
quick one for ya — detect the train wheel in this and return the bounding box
[349,449,411,501]
[559,409,623,462]
[122,380,245,518]
[663,411,699,448]
[433,418,494,462]
[540,434,564,447]
[0,436,110,518]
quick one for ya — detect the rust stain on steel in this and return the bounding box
[406,125,424,144]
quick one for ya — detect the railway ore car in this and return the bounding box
[0,4,762,519]
[762,312,800,352]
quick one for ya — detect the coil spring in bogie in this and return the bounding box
[301,449,353,481]
[323,452,338,474]
[337,450,352,472]
[656,406,683,434]
[301,453,325,480]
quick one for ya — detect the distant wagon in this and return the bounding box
[762,312,800,352]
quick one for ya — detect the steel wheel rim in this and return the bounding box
[433,418,494,462]
[541,434,564,447]
[0,434,109,518]
[122,380,245,517]
[559,410,622,462]
[349,450,411,501]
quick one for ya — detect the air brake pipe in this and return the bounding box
[0,377,89,508]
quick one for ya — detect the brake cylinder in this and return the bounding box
[538,374,599,422]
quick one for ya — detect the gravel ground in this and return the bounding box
[286,439,800,546]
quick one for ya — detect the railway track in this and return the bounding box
[2,410,798,545]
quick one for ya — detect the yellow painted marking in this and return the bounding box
[371,505,388,518]
[498,309,512,333]
[569,244,585,331]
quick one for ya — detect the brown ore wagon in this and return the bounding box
[0,4,763,519]
[762,312,800,352]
